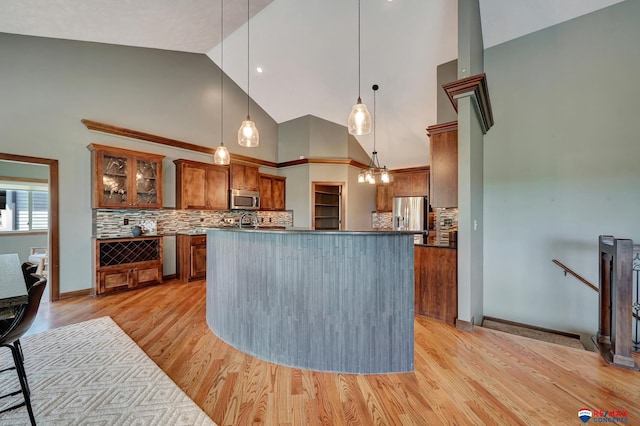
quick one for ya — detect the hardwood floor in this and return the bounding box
[29,280,640,425]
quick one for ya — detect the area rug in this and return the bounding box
[0,317,216,425]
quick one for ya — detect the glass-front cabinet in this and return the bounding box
[88,144,164,209]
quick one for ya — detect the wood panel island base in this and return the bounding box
[205,228,415,374]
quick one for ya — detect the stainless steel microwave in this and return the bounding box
[230,189,260,210]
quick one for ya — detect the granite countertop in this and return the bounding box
[415,238,457,249]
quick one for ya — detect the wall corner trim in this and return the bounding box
[442,73,494,134]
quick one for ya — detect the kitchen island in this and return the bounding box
[205,227,415,374]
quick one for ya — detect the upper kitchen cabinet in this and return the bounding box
[88,144,164,209]
[230,163,259,192]
[392,169,429,197]
[427,122,458,208]
[174,159,229,210]
[375,183,393,212]
[259,173,286,211]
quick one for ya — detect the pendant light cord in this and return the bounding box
[373,85,376,153]
[246,0,250,118]
[357,0,361,101]
[220,0,224,144]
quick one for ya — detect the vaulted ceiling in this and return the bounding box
[0,0,624,168]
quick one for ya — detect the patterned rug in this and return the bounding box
[0,317,215,425]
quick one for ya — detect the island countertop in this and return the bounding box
[205,227,415,374]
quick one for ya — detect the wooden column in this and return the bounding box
[596,235,638,370]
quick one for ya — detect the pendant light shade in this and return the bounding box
[214,142,230,164]
[348,97,372,136]
[238,118,259,147]
[348,0,371,136]
[214,0,231,165]
[238,0,259,147]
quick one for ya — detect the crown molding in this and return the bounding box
[426,121,458,137]
[81,119,427,172]
[442,73,494,134]
[81,119,278,168]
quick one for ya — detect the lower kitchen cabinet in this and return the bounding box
[94,236,163,295]
[176,234,207,282]
[414,245,457,323]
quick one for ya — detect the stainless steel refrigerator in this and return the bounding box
[392,196,428,240]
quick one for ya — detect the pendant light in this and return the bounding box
[214,0,230,165]
[347,0,371,136]
[358,84,389,184]
[238,0,259,147]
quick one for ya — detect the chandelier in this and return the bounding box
[358,84,390,184]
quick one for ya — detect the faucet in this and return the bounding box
[238,211,259,229]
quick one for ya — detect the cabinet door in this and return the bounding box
[206,166,229,210]
[430,130,458,208]
[99,269,132,294]
[230,163,260,191]
[135,267,162,287]
[259,175,273,209]
[96,150,131,208]
[376,184,393,212]
[190,244,207,280]
[134,156,162,208]
[272,178,285,210]
[244,166,259,192]
[392,172,428,197]
[181,164,207,209]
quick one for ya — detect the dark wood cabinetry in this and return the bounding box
[428,122,458,208]
[392,171,428,197]
[88,144,164,209]
[259,173,286,210]
[375,184,393,212]
[174,159,229,210]
[414,245,457,324]
[176,234,207,282]
[94,237,163,295]
[230,163,260,192]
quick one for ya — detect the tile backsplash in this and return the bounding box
[434,208,458,244]
[372,212,392,229]
[94,209,294,239]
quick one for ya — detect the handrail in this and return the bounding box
[553,258,639,323]
[552,259,599,292]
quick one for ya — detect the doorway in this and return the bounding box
[312,182,344,230]
[0,153,59,301]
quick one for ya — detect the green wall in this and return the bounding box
[483,0,640,335]
[0,33,278,293]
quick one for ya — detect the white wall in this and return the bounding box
[483,0,640,335]
[0,33,278,294]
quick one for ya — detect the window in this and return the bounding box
[0,189,49,232]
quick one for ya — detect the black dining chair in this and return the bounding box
[0,274,47,426]
[21,262,40,291]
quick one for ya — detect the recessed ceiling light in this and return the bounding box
[256,67,263,73]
